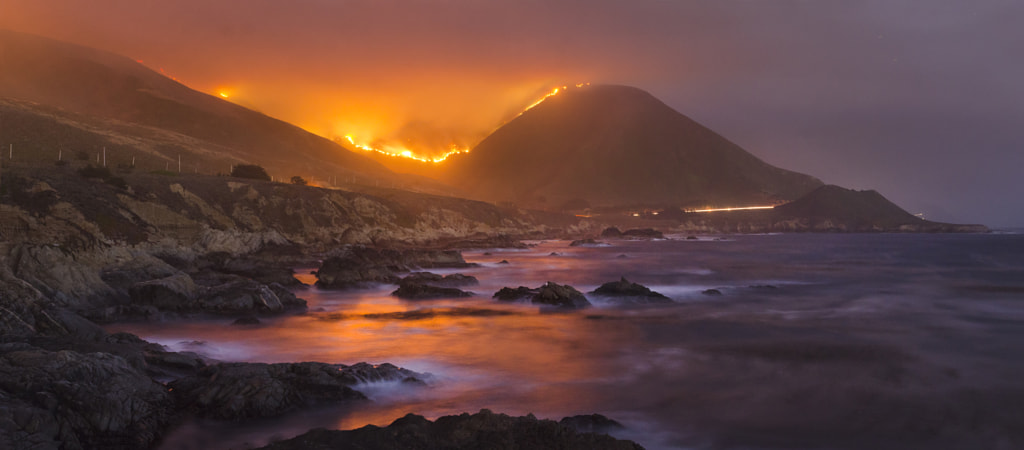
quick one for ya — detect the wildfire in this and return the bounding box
[341,83,590,163]
[344,135,470,164]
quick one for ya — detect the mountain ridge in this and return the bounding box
[439,84,823,210]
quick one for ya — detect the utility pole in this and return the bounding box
[178,155,181,173]
[102,147,106,167]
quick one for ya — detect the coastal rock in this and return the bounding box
[493,286,538,301]
[570,238,604,247]
[169,361,424,420]
[256,409,644,450]
[495,283,591,308]
[399,272,479,287]
[589,277,671,303]
[392,272,478,299]
[392,283,474,300]
[315,246,471,289]
[0,344,174,450]
[197,279,307,314]
[702,289,723,296]
[601,227,623,238]
[533,282,591,308]
[128,273,198,311]
[622,228,664,239]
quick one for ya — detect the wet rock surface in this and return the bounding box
[392,272,478,300]
[589,277,671,303]
[494,282,591,309]
[256,409,644,450]
[316,246,472,288]
[0,343,175,450]
[168,361,426,420]
[399,272,479,287]
[392,283,474,300]
[570,238,604,247]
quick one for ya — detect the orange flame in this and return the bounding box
[342,83,590,163]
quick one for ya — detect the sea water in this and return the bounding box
[110,232,1024,449]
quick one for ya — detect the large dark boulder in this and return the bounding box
[256,409,644,450]
[196,279,307,314]
[168,361,425,420]
[391,272,478,299]
[601,227,624,238]
[0,344,174,450]
[533,282,591,308]
[493,286,538,301]
[570,238,604,247]
[589,277,671,303]
[494,283,591,309]
[392,283,474,300]
[128,274,198,311]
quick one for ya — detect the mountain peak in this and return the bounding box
[440,83,822,210]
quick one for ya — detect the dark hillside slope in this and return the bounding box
[441,85,822,209]
[0,30,430,189]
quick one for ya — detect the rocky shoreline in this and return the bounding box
[0,168,647,449]
[0,167,992,449]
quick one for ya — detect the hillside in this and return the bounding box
[439,85,823,210]
[0,30,446,192]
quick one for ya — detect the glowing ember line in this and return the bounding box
[689,206,776,213]
[344,135,469,164]
[342,82,590,163]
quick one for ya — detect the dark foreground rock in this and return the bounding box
[0,343,175,450]
[589,277,671,303]
[493,282,591,309]
[256,409,644,450]
[316,246,472,288]
[169,361,425,420]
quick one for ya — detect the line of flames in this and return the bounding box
[344,83,591,163]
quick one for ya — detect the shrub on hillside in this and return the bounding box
[230,164,271,181]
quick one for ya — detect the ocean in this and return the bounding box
[111,232,1024,449]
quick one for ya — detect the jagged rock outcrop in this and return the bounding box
[0,344,175,450]
[391,272,478,300]
[256,409,644,450]
[168,362,425,420]
[392,283,475,300]
[493,282,591,309]
[589,277,671,303]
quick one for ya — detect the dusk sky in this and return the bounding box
[2,0,1021,226]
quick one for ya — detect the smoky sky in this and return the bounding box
[2,0,1022,226]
